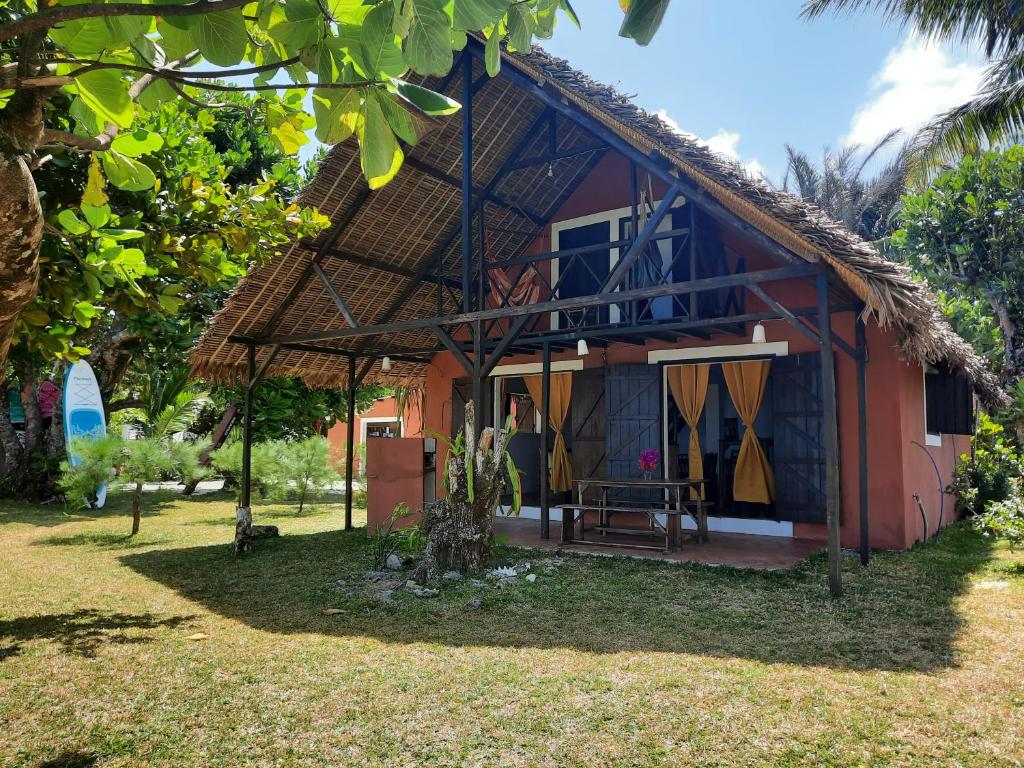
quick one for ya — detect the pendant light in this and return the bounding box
[381,356,393,372]
[577,339,589,356]
[751,322,767,344]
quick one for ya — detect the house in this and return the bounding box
[190,39,1003,595]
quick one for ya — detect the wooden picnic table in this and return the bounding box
[563,477,711,552]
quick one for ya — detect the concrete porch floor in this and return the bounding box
[494,516,824,570]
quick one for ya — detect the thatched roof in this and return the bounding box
[190,41,1005,406]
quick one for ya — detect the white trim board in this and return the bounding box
[499,506,793,537]
[360,416,401,444]
[648,342,789,363]
[489,359,584,377]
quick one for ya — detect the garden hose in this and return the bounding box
[911,440,946,539]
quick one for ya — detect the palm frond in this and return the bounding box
[149,389,210,441]
[907,74,1024,183]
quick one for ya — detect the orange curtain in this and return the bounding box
[524,372,573,492]
[667,364,710,500]
[722,360,775,504]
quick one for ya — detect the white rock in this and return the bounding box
[442,571,464,581]
[384,554,402,570]
[525,573,537,583]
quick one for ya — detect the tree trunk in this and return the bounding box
[414,401,510,583]
[131,482,143,535]
[233,504,279,554]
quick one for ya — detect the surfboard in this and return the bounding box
[63,360,107,508]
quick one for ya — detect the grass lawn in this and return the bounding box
[1,491,1023,767]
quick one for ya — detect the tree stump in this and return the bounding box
[414,401,512,582]
[234,506,279,554]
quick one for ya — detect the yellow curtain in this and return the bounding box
[524,372,573,492]
[667,364,710,500]
[722,360,775,504]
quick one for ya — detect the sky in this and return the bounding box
[537,1,988,183]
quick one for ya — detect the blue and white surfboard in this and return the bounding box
[63,360,107,508]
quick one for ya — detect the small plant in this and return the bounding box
[973,481,1024,549]
[60,435,208,535]
[276,437,340,513]
[371,503,422,569]
[210,440,287,502]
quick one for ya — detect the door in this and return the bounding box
[571,368,606,503]
[605,364,661,502]
[771,352,829,523]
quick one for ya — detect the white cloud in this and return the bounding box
[655,111,767,179]
[845,35,986,147]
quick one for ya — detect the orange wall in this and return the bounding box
[326,396,424,469]
[415,152,972,552]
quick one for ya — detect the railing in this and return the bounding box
[438,227,748,341]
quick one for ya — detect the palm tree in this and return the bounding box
[128,366,209,441]
[802,0,1024,175]
[781,130,909,241]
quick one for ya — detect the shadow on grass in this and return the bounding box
[36,750,98,768]
[120,523,996,672]
[32,531,175,549]
[0,608,195,660]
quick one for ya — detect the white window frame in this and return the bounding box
[923,364,942,447]
[361,416,402,444]
[549,198,686,329]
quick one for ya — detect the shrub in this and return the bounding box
[973,481,1024,549]
[948,413,1023,516]
[275,437,340,513]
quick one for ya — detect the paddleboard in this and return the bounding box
[63,360,107,508]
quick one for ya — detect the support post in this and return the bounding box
[540,342,552,540]
[817,274,843,597]
[461,52,473,314]
[235,344,256,552]
[630,160,639,325]
[856,314,869,566]
[344,355,356,532]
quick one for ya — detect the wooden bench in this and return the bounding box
[561,503,708,551]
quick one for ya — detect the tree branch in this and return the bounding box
[0,0,251,44]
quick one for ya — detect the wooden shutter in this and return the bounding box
[605,364,661,502]
[571,368,606,502]
[771,353,830,523]
[926,368,975,436]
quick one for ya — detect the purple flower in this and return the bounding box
[639,449,660,471]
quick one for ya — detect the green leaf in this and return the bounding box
[138,78,178,112]
[506,4,535,52]
[70,97,102,137]
[311,88,359,144]
[374,89,418,146]
[392,79,460,116]
[453,0,508,30]
[358,91,404,189]
[327,0,369,23]
[97,228,145,241]
[50,14,150,55]
[83,271,102,297]
[73,301,99,325]
[619,0,670,46]
[102,151,157,192]
[560,0,580,27]
[268,0,324,54]
[111,130,165,157]
[484,27,501,76]
[75,70,134,128]
[405,0,452,76]
[81,204,111,228]
[187,8,248,66]
[267,105,310,154]
[157,294,184,314]
[360,3,406,78]
[57,209,90,235]
[155,18,195,60]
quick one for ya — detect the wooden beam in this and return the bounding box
[239,344,256,511]
[541,341,552,541]
[312,262,359,328]
[748,284,821,347]
[344,355,356,532]
[480,313,533,378]
[501,143,607,172]
[856,314,870,567]
[600,186,680,293]
[257,265,818,345]
[249,344,281,387]
[430,325,474,376]
[817,274,843,598]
